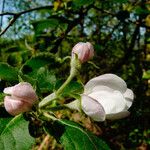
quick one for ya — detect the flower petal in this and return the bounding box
[7,82,38,103]
[3,87,13,95]
[91,85,114,93]
[72,42,94,63]
[106,111,130,120]
[81,94,106,121]
[4,96,32,116]
[89,90,127,115]
[84,74,127,94]
[123,88,134,108]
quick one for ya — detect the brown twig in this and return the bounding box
[0,14,19,36]
[38,135,50,150]
[50,5,92,53]
[92,5,116,16]
[0,5,53,36]
[0,12,15,16]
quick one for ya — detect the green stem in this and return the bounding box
[39,55,80,109]
[42,112,57,121]
[56,74,74,96]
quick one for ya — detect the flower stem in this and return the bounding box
[39,55,80,109]
[56,74,74,96]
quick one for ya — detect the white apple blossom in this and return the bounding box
[3,82,38,116]
[81,74,134,121]
[72,42,94,63]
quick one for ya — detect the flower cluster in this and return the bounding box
[3,42,134,122]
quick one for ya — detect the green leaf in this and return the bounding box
[22,53,60,74]
[4,46,23,53]
[135,7,150,15]
[45,119,110,150]
[112,0,128,3]
[0,93,5,102]
[37,67,56,92]
[0,115,35,150]
[32,18,59,34]
[0,63,18,81]
[73,0,94,7]
[0,118,12,134]
[143,70,150,79]
[25,53,58,69]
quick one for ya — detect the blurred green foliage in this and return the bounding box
[0,0,150,149]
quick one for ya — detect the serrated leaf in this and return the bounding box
[0,115,35,150]
[25,53,58,69]
[45,119,110,150]
[0,63,18,81]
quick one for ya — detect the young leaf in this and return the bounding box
[45,119,110,150]
[0,115,35,150]
[0,63,18,81]
[22,53,60,74]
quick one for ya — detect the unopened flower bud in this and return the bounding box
[3,82,38,116]
[72,42,94,63]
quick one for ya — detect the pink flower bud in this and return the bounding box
[72,42,94,63]
[3,82,38,116]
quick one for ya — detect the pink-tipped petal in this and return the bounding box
[11,82,38,103]
[89,90,127,115]
[86,42,94,57]
[72,42,94,63]
[4,96,32,116]
[81,94,106,121]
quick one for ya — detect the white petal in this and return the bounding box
[89,90,127,115]
[91,85,113,93]
[106,111,130,120]
[84,74,127,94]
[81,94,106,121]
[65,100,81,112]
[3,87,13,94]
[123,88,134,108]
